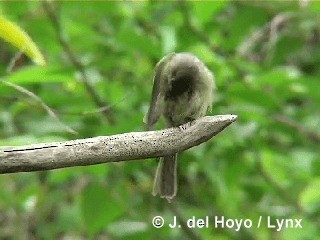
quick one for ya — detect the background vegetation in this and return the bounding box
[0,1,319,239]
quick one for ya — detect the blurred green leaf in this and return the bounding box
[221,5,269,50]
[227,82,279,109]
[107,220,148,238]
[117,27,160,57]
[192,1,226,24]
[300,178,320,211]
[6,65,74,84]
[81,182,124,235]
[160,25,176,54]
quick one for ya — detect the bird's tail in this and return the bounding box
[152,154,177,202]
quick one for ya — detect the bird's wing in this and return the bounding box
[144,53,175,130]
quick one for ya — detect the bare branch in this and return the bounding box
[56,92,131,116]
[1,79,78,135]
[274,114,320,143]
[6,51,24,74]
[237,12,294,62]
[0,115,237,174]
[42,0,115,124]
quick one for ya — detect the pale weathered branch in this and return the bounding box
[0,115,237,174]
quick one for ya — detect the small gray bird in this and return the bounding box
[145,52,215,201]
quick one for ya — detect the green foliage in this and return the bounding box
[81,182,125,235]
[6,65,74,83]
[0,1,319,239]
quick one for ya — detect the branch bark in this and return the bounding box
[0,115,237,174]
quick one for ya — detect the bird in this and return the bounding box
[145,52,215,201]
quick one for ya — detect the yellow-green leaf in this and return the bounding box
[0,15,45,66]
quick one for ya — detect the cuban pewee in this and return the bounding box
[145,52,215,201]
